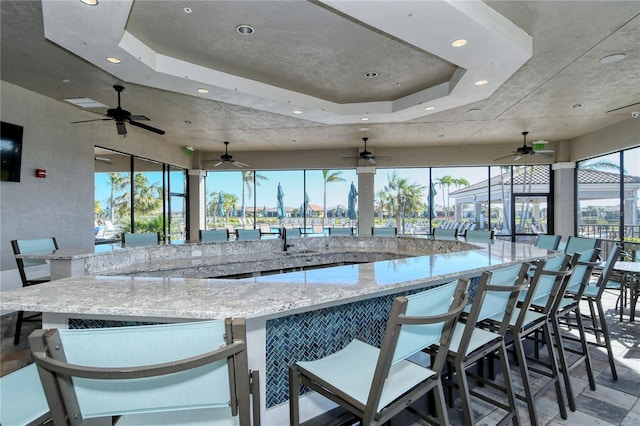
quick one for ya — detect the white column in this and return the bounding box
[356,167,376,236]
[188,169,207,242]
[552,162,576,239]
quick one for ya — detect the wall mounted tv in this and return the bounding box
[1,121,24,182]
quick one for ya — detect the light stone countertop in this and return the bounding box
[1,240,554,321]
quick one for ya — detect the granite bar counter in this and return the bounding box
[2,237,556,424]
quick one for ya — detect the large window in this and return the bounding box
[94,148,188,243]
[577,147,640,255]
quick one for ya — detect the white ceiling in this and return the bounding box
[1,0,639,161]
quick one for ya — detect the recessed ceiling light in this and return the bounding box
[394,82,401,88]
[236,24,254,35]
[572,103,583,109]
[197,88,209,94]
[451,39,467,47]
[599,53,626,64]
[80,0,98,5]
[424,106,435,111]
[361,117,369,121]
[183,7,192,14]
[105,56,121,64]
[293,110,303,115]
[364,72,378,78]
[474,79,488,86]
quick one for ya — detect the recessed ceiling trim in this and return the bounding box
[41,0,531,125]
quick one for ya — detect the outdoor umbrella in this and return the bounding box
[304,192,310,217]
[334,205,341,218]
[428,182,437,219]
[277,183,285,220]
[231,204,237,217]
[217,194,224,217]
[263,205,268,217]
[347,182,358,220]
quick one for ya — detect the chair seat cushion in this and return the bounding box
[448,322,502,356]
[296,339,435,412]
[116,407,240,425]
[0,364,50,426]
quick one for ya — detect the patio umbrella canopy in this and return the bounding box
[277,183,285,220]
[347,182,358,220]
[217,194,224,217]
[428,183,437,219]
[231,204,237,217]
[304,192,310,217]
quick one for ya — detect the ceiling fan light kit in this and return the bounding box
[342,137,391,165]
[204,141,250,168]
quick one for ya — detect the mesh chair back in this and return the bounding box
[475,263,529,322]
[564,236,598,254]
[535,235,561,250]
[328,227,353,236]
[285,227,302,238]
[433,228,457,239]
[519,255,573,319]
[121,232,160,247]
[464,230,494,241]
[30,320,250,423]
[237,229,261,240]
[372,227,397,237]
[199,229,229,242]
[565,248,600,295]
[12,238,58,268]
[593,245,623,298]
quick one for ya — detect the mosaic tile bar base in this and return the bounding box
[69,319,161,329]
[265,275,480,408]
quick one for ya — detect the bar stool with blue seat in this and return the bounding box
[425,262,529,425]
[29,318,259,426]
[11,237,59,345]
[486,254,575,424]
[289,279,469,426]
[548,248,600,413]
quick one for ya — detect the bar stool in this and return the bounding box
[425,263,529,425]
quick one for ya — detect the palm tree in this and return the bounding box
[435,175,454,219]
[106,172,128,222]
[375,189,388,225]
[384,171,426,232]
[240,171,267,219]
[322,170,345,220]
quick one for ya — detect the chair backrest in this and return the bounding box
[517,254,574,322]
[311,224,324,234]
[29,319,252,425]
[535,234,561,250]
[564,248,601,297]
[369,279,468,409]
[372,227,397,237]
[328,227,353,236]
[564,236,599,254]
[284,227,302,239]
[464,229,494,241]
[11,237,59,285]
[433,228,457,239]
[0,364,51,426]
[462,263,530,343]
[121,232,160,247]
[592,244,623,299]
[236,228,261,241]
[199,229,229,242]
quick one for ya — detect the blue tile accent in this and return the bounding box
[69,319,160,329]
[265,275,481,408]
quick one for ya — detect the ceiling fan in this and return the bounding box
[494,131,554,162]
[343,137,391,165]
[71,85,165,136]
[94,156,112,164]
[204,141,250,168]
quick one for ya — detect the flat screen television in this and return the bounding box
[1,121,24,182]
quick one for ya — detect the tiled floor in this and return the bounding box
[1,290,638,425]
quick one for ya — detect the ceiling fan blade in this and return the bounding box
[493,153,516,161]
[116,121,127,135]
[212,161,224,167]
[94,157,112,164]
[127,119,165,135]
[232,160,250,168]
[71,118,112,124]
[514,154,523,161]
[129,115,150,121]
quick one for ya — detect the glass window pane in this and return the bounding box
[132,158,164,236]
[206,171,245,230]
[304,169,356,228]
[375,168,428,235]
[254,170,305,228]
[168,166,187,242]
[94,150,131,239]
[577,152,621,240]
[623,147,640,253]
[435,167,490,234]
[490,166,512,236]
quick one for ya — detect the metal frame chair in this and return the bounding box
[29,319,260,426]
[564,236,599,254]
[487,255,575,424]
[566,244,622,381]
[428,263,529,425]
[548,248,600,412]
[289,279,469,426]
[371,227,397,237]
[11,237,59,345]
[200,229,230,242]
